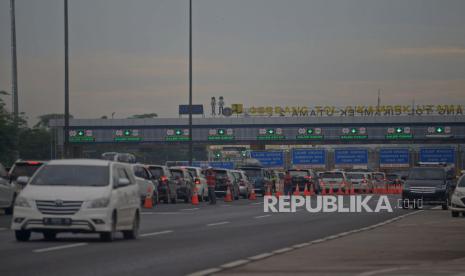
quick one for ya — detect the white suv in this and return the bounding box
[11,159,140,242]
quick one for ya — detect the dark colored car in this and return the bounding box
[402,166,456,210]
[9,160,45,190]
[148,165,177,204]
[237,166,272,196]
[212,169,240,200]
[169,168,194,203]
[287,169,320,193]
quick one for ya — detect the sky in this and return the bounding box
[1,0,465,124]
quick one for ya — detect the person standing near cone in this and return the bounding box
[284,171,293,196]
[206,168,217,205]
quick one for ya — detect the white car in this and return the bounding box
[319,171,347,192]
[131,164,158,205]
[450,175,465,217]
[11,159,140,242]
[171,166,208,201]
[0,163,16,214]
[346,172,373,192]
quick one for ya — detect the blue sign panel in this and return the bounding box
[335,148,368,164]
[292,149,326,166]
[379,148,409,165]
[208,161,235,170]
[419,148,455,164]
[179,104,204,115]
[250,151,284,168]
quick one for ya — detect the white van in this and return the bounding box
[11,159,140,242]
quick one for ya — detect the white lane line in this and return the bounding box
[220,259,250,269]
[140,230,173,237]
[181,208,199,211]
[254,215,271,219]
[250,202,263,205]
[189,210,425,276]
[34,243,88,253]
[248,252,274,261]
[206,221,230,227]
[186,268,222,276]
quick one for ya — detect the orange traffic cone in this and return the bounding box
[249,188,257,200]
[144,186,154,209]
[293,185,300,196]
[321,181,327,195]
[303,185,311,196]
[224,186,233,202]
[191,187,199,205]
[265,185,272,196]
[329,184,334,195]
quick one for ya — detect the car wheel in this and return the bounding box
[100,212,117,242]
[123,212,140,240]
[451,211,459,217]
[43,231,57,241]
[15,230,31,242]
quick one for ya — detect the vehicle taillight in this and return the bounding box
[27,161,40,165]
[362,177,367,183]
[195,178,201,185]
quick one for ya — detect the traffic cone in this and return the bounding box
[265,186,272,196]
[350,185,355,195]
[320,181,327,195]
[293,185,300,196]
[275,190,282,199]
[303,185,311,196]
[224,186,233,202]
[191,187,199,205]
[249,188,257,200]
[329,184,334,195]
[143,186,154,209]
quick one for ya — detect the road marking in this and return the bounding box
[34,243,88,253]
[189,210,425,276]
[254,215,271,219]
[181,208,199,211]
[250,202,263,205]
[186,268,222,276]
[140,230,173,237]
[206,221,230,227]
[248,252,274,261]
[220,259,250,268]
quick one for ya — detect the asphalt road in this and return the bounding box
[0,195,414,276]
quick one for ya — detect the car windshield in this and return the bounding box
[10,163,43,180]
[289,171,309,177]
[408,168,444,180]
[347,173,364,179]
[242,169,263,178]
[321,172,343,179]
[170,170,183,178]
[149,167,164,178]
[30,165,109,186]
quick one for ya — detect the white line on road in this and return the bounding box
[186,268,222,276]
[220,259,250,269]
[250,202,263,205]
[206,221,230,227]
[34,243,88,253]
[254,215,271,219]
[140,230,173,237]
[248,252,274,261]
[181,208,199,211]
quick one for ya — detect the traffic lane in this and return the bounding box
[0,196,414,276]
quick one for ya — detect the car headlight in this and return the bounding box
[15,196,31,208]
[87,197,110,208]
[454,190,465,197]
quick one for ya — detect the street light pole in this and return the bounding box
[10,0,18,121]
[64,0,70,158]
[188,0,193,165]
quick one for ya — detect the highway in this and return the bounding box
[0,195,413,276]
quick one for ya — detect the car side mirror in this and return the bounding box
[16,176,29,186]
[115,178,130,188]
